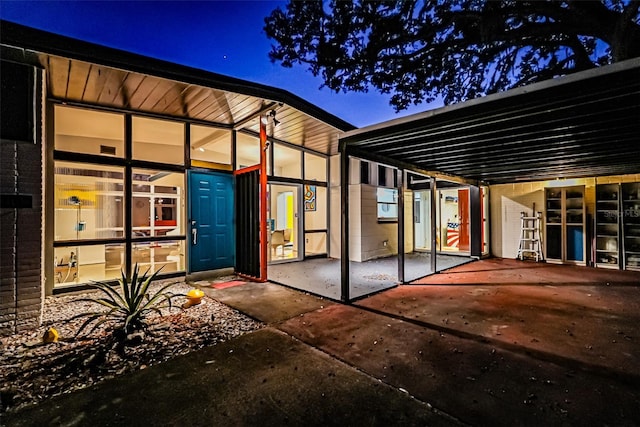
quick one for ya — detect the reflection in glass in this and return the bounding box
[54,162,124,240]
[54,243,124,287]
[236,132,260,169]
[273,143,301,179]
[54,105,124,157]
[132,116,184,165]
[190,124,231,165]
[132,169,184,237]
[131,240,185,275]
[304,152,327,182]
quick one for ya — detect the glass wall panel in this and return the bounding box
[274,143,301,179]
[132,169,185,237]
[404,187,432,282]
[304,152,327,182]
[236,132,260,169]
[132,116,184,165]
[413,190,432,251]
[190,124,231,165]
[349,160,398,300]
[304,185,327,255]
[54,243,124,287]
[54,105,124,157]
[304,185,326,229]
[132,240,185,275]
[54,162,124,240]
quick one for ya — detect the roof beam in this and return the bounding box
[232,101,281,131]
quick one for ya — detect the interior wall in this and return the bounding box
[489,174,640,259]
[305,233,326,255]
[305,186,326,229]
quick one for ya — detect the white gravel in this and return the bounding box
[0,280,263,414]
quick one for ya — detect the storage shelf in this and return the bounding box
[594,183,622,270]
[595,182,640,270]
[545,186,585,265]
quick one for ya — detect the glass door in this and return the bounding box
[413,190,432,251]
[438,188,470,254]
[268,183,301,263]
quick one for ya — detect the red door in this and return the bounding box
[458,189,470,251]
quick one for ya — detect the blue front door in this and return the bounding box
[189,171,235,272]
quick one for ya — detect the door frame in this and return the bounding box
[267,181,304,264]
[187,169,235,274]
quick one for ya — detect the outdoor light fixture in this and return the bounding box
[269,109,280,127]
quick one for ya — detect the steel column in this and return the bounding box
[340,146,350,303]
[430,177,437,273]
[469,185,482,257]
[397,169,405,283]
[259,115,268,281]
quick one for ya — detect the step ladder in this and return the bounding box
[517,212,544,262]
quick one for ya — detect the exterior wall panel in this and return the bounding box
[0,64,43,336]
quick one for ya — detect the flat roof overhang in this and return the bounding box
[340,58,640,185]
[1,20,355,155]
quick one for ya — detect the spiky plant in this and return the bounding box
[72,264,182,342]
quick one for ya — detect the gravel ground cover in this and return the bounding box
[0,280,263,414]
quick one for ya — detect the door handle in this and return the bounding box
[192,228,197,245]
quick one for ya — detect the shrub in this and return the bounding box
[72,264,183,342]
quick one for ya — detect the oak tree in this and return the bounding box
[264,1,640,110]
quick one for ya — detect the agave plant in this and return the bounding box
[72,264,182,342]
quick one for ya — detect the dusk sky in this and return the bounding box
[1,1,436,127]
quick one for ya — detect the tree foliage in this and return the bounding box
[264,1,640,111]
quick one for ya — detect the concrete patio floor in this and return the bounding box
[267,253,471,300]
[214,258,640,425]
[6,258,640,426]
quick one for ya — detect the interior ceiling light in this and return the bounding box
[198,147,205,152]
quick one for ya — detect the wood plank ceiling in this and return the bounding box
[42,54,345,155]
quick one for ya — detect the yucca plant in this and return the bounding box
[72,264,182,342]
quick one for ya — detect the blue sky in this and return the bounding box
[1,0,437,127]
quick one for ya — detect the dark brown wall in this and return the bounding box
[0,61,43,336]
